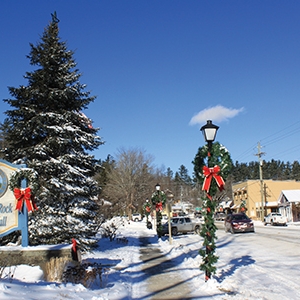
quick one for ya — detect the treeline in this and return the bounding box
[232,159,300,182]
[94,150,199,219]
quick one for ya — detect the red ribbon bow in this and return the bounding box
[146,206,151,213]
[156,202,163,211]
[202,165,225,193]
[14,187,38,212]
[72,238,77,253]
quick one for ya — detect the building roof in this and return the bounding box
[219,200,233,208]
[277,190,300,204]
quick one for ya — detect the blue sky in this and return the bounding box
[1,1,300,176]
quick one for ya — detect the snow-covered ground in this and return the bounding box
[0,218,300,299]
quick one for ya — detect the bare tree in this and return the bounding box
[102,147,155,219]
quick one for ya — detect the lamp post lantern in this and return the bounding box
[200,120,219,152]
[155,183,161,192]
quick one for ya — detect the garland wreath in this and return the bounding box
[193,142,233,195]
[151,190,167,212]
[151,190,167,237]
[143,201,152,215]
[9,168,39,213]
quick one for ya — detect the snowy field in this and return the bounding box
[0,217,300,300]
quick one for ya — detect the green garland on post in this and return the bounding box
[199,196,219,276]
[193,142,233,281]
[143,200,152,229]
[143,201,152,216]
[151,190,166,237]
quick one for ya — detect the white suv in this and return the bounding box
[132,213,142,222]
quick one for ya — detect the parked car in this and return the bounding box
[224,213,255,234]
[162,214,168,221]
[131,213,142,222]
[194,211,202,218]
[214,212,226,221]
[264,212,287,226]
[178,212,187,216]
[161,217,202,236]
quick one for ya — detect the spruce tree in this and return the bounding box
[2,14,103,250]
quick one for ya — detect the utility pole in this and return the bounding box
[256,142,265,221]
[263,183,269,214]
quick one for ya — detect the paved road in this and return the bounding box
[139,236,196,300]
[138,221,300,299]
[215,220,300,244]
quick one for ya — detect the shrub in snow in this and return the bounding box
[0,265,17,282]
[62,262,108,288]
[100,217,125,241]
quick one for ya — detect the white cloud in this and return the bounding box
[189,105,244,125]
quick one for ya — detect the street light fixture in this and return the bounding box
[155,183,161,191]
[200,120,219,151]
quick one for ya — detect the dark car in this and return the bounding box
[224,213,255,234]
[214,212,226,221]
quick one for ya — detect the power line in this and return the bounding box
[261,120,300,146]
[263,127,300,147]
[270,144,300,161]
[234,143,257,162]
[236,120,300,163]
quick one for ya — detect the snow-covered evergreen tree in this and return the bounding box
[2,14,103,250]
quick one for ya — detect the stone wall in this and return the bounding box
[0,244,80,267]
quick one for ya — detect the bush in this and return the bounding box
[100,217,125,241]
[62,262,108,288]
[0,265,17,282]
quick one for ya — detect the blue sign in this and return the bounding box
[0,159,28,246]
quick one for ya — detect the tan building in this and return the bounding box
[232,180,300,220]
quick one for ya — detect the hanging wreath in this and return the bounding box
[9,168,39,212]
[240,200,246,212]
[143,201,152,215]
[151,191,167,211]
[9,168,39,193]
[193,142,233,194]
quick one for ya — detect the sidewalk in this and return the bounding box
[138,235,195,300]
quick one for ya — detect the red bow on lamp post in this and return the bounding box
[156,202,163,212]
[14,187,38,212]
[202,165,225,194]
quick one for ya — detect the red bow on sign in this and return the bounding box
[156,202,163,211]
[14,187,38,212]
[202,165,225,193]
